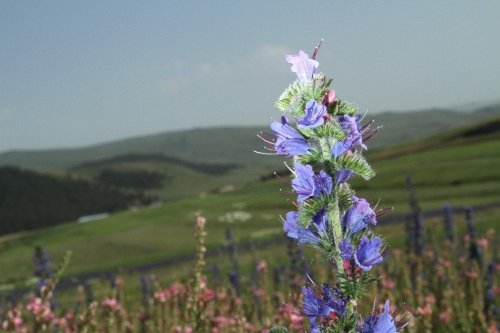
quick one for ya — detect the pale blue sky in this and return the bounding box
[1,1,499,152]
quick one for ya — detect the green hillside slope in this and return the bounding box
[71,153,274,201]
[1,119,499,284]
[1,103,499,171]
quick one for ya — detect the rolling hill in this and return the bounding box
[1,103,499,171]
[0,117,499,284]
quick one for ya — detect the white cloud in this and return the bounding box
[251,44,291,63]
[160,44,292,94]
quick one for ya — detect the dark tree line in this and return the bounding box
[96,169,168,189]
[0,167,150,235]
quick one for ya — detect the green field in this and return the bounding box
[1,118,500,287]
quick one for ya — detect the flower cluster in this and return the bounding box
[261,44,412,332]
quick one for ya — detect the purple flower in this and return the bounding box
[299,209,328,245]
[315,170,333,196]
[292,163,316,202]
[297,100,327,129]
[302,284,347,330]
[300,209,328,244]
[343,197,377,234]
[354,236,383,271]
[339,239,354,260]
[270,116,312,156]
[283,209,328,245]
[283,211,299,239]
[321,284,347,317]
[332,114,366,157]
[302,286,326,331]
[292,163,333,202]
[335,169,354,185]
[362,301,397,333]
[285,50,319,83]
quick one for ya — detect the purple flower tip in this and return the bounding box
[285,50,319,83]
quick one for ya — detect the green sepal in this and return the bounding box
[298,149,323,165]
[269,327,289,333]
[275,80,305,115]
[315,122,346,141]
[275,73,332,117]
[337,153,375,180]
[329,99,358,116]
[298,127,315,138]
[338,183,355,213]
[298,195,330,228]
[323,312,358,333]
[337,271,379,300]
[307,73,332,104]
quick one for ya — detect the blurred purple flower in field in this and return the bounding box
[284,211,300,239]
[285,50,319,83]
[355,236,383,271]
[298,100,327,129]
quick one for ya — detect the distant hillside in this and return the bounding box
[69,153,267,201]
[0,167,150,235]
[0,127,272,170]
[1,117,499,281]
[70,153,241,176]
[0,103,499,171]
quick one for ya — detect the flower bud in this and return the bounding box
[325,90,336,105]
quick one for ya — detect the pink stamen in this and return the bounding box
[257,134,275,145]
[376,207,393,217]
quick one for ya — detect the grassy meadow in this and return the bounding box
[1,119,499,287]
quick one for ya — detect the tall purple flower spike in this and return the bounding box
[270,116,312,156]
[285,50,319,83]
[298,100,327,129]
[354,236,383,272]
